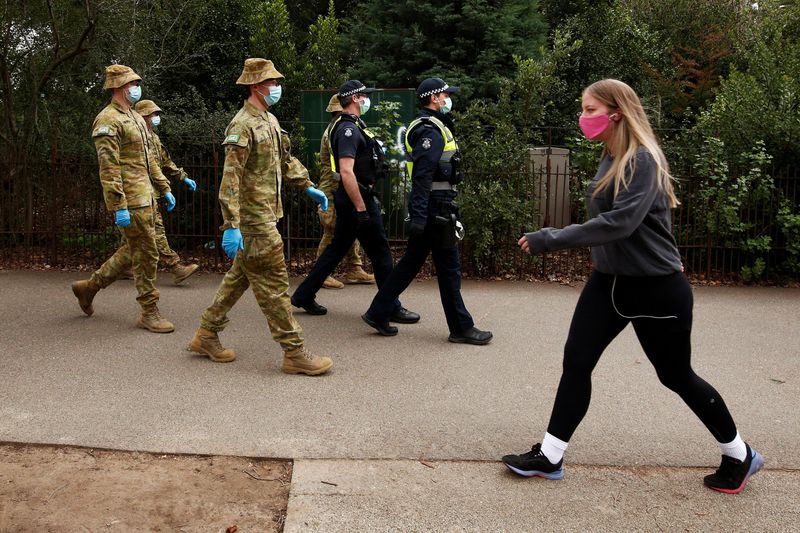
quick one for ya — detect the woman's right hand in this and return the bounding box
[518,235,530,254]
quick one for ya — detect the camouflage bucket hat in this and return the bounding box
[134,100,162,116]
[103,64,141,90]
[236,58,284,85]
[325,94,343,113]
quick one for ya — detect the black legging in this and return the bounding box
[547,270,738,443]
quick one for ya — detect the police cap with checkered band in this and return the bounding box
[416,78,459,100]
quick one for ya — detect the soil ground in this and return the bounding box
[0,444,291,532]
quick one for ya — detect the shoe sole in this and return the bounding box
[705,450,764,494]
[322,283,344,289]
[186,340,236,363]
[448,335,492,346]
[173,265,199,285]
[343,278,375,285]
[136,321,175,333]
[281,361,333,375]
[503,463,564,480]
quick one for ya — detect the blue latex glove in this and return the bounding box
[182,176,197,191]
[114,209,131,227]
[164,191,176,212]
[221,228,244,259]
[305,186,328,212]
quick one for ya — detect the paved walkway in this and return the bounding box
[1,270,798,531]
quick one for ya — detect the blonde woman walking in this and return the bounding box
[502,79,763,494]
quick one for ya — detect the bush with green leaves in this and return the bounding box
[777,200,800,275]
[693,137,775,280]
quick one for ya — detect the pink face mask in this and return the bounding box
[579,113,611,140]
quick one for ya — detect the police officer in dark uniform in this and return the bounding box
[291,80,419,325]
[362,78,492,344]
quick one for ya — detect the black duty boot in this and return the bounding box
[390,306,420,324]
[291,296,327,315]
[448,326,492,345]
[361,313,398,336]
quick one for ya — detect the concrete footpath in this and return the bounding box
[1,270,798,531]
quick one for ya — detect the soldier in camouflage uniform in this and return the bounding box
[133,99,200,285]
[188,58,333,375]
[71,65,176,333]
[316,94,375,290]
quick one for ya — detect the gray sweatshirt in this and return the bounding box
[525,148,683,276]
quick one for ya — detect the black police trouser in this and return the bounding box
[292,188,400,312]
[366,215,474,334]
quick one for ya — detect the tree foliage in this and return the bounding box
[342,0,548,99]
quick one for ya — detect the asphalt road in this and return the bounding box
[2,270,797,530]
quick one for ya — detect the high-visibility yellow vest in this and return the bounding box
[328,115,380,174]
[404,115,459,180]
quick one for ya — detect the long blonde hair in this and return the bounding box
[585,79,678,208]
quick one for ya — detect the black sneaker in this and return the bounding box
[502,443,564,480]
[704,443,764,494]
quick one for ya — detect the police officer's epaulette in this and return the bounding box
[406,116,437,136]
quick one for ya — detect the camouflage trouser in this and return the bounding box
[90,205,160,308]
[316,194,362,267]
[200,223,303,351]
[154,204,181,268]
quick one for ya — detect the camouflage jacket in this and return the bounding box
[151,131,187,188]
[91,101,170,212]
[219,101,312,233]
[316,118,338,196]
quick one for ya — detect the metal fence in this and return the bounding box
[1,141,798,281]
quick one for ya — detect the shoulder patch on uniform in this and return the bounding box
[92,125,112,137]
[344,128,353,137]
[422,138,432,150]
[222,131,249,147]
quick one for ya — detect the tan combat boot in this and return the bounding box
[172,263,199,285]
[71,279,100,316]
[282,346,333,376]
[322,275,344,289]
[187,328,235,362]
[343,266,375,284]
[136,304,175,333]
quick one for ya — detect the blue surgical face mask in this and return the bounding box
[126,85,142,104]
[359,96,371,115]
[259,85,282,106]
[150,115,161,127]
[440,96,453,114]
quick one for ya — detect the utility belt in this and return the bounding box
[335,181,380,207]
[430,198,459,216]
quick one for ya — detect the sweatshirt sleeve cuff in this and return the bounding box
[525,231,547,254]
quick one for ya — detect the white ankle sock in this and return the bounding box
[541,432,569,464]
[718,432,747,461]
